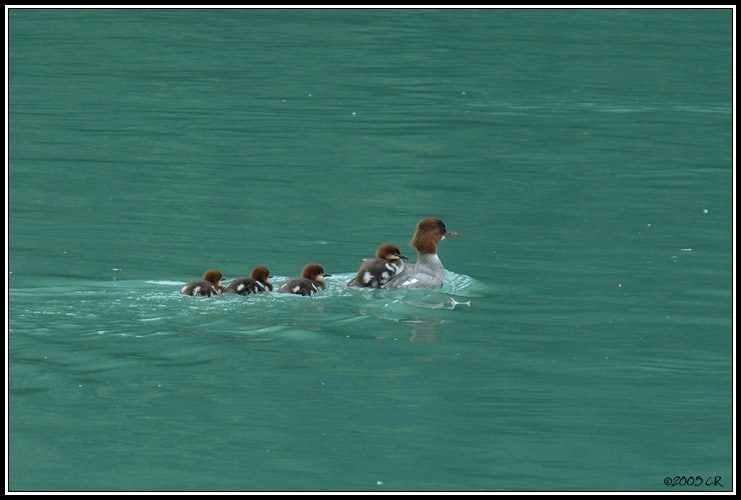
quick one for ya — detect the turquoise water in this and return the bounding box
[8,8,734,492]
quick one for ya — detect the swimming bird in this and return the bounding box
[347,243,409,288]
[180,269,224,297]
[277,263,331,296]
[223,266,273,295]
[381,218,458,289]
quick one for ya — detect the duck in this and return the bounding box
[180,269,224,297]
[277,263,331,296]
[347,243,409,288]
[381,218,458,289]
[223,266,273,295]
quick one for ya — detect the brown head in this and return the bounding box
[250,266,273,291]
[202,269,224,288]
[301,263,331,289]
[409,218,458,254]
[375,243,409,261]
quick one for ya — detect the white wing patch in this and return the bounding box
[363,271,373,284]
[292,285,301,293]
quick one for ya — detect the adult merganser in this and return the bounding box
[347,243,409,288]
[223,266,273,295]
[381,218,458,289]
[180,269,224,297]
[277,263,331,296]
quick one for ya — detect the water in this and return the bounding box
[7,8,734,492]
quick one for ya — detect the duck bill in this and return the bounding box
[398,253,410,260]
[442,232,458,239]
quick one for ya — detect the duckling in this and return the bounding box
[180,269,224,297]
[348,243,409,288]
[277,263,330,296]
[223,266,273,295]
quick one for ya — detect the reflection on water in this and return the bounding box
[407,317,445,343]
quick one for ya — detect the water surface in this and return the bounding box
[8,8,734,492]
